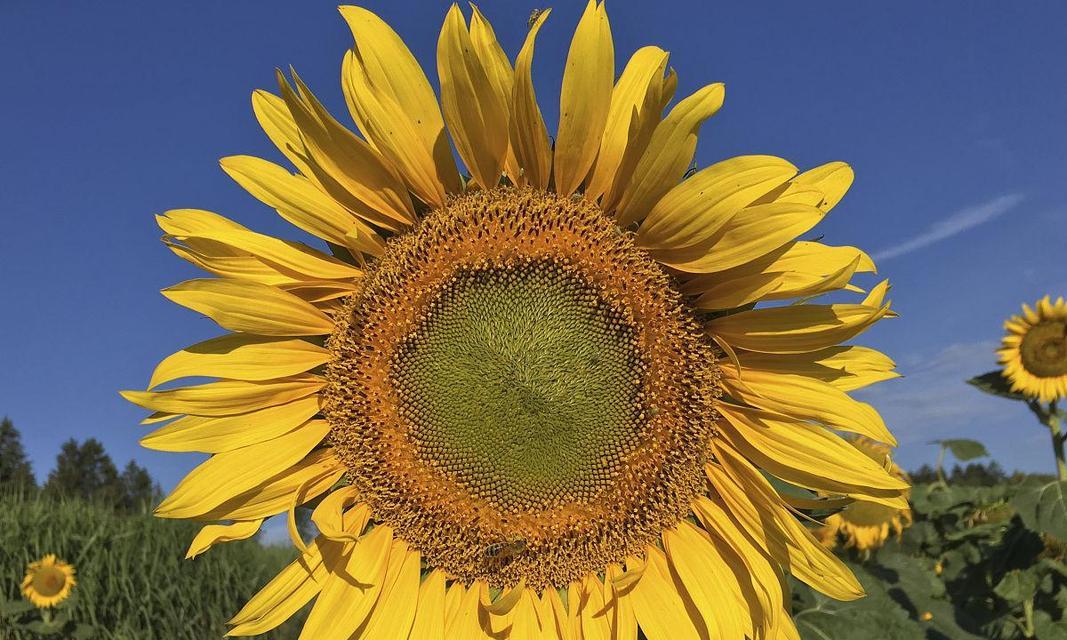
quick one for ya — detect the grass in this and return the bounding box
[0,492,305,639]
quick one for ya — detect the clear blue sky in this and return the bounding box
[2,1,1065,493]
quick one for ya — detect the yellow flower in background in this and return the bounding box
[21,554,76,608]
[998,295,1067,402]
[818,437,912,553]
[122,3,906,637]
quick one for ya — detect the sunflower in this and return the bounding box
[998,295,1067,402]
[122,3,906,638]
[21,554,76,609]
[816,437,911,553]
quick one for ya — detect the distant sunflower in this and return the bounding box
[21,555,76,609]
[998,295,1067,402]
[123,3,905,637]
[817,437,912,553]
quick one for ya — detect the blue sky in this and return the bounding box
[1,0,1065,494]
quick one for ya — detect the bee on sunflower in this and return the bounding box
[122,3,905,637]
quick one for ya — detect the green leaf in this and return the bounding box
[1035,611,1067,640]
[937,438,990,461]
[1014,480,1067,540]
[967,369,1029,401]
[0,598,34,617]
[993,568,1040,603]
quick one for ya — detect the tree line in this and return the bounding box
[0,416,161,513]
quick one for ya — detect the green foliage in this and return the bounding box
[0,493,303,639]
[1014,479,1067,541]
[0,417,36,492]
[935,439,990,462]
[794,480,1067,639]
[968,370,1029,402]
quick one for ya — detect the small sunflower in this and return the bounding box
[123,3,906,638]
[21,554,76,609]
[998,295,1067,402]
[817,437,912,553]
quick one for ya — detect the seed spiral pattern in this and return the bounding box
[323,187,720,588]
[1020,320,1067,378]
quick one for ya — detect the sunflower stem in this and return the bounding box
[934,444,948,487]
[1045,401,1066,482]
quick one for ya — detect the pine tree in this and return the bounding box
[44,438,123,505]
[0,416,36,492]
[119,459,161,513]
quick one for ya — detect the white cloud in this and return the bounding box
[872,193,1025,261]
[856,341,1006,444]
[854,341,1053,472]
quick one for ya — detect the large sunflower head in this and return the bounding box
[122,3,905,637]
[998,295,1067,402]
[817,437,912,553]
[21,554,76,609]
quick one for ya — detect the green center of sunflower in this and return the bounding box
[324,187,720,589]
[392,261,645,512]
[1021,320,1067,377]
[32,568,65,597]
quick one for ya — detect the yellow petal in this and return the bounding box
[186,519,263,560]
[707,444,867,601]
[299,525,393,640]
[604,564,638,640]
[339,6,461,198]
[663,522,748,640]
[554,0,614,196]
[720,366,896,445]
[509,9,552,190]
[650,201,824,274]
[537,587,571,640]
[585,46,670,203]
[174,226,360,281]
[140,396,321,454]
[122,375,323,417]
[706,281,891,353]
[579,575,611,640]
[626,547,705,640]
[735,346,898,392]
[157,208,249,235]
[148,334,329,389]
[408,570,446,640]
[202,448,344,522]
[615,83,725,226]
[638,155,797,251]
[278,72,415,230]
[162,278,334,336]
[227,539,326,636]
[250,89,319,184]
[600,67,676,215]
[447,581,493,639]
[507,588,543,640]
[692,258,862,310]
[793,161,854,213]
[359,540,420,639]
[437,5,509,190]
[312,487,369,543]
[220,154,384,256]
[156,420,330,519]
[716,402,907,497]
[690,496,783,636]
[469,5,518,182]
[163,240,295,286]
[342,52,448,209]
[682,241,874,297]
